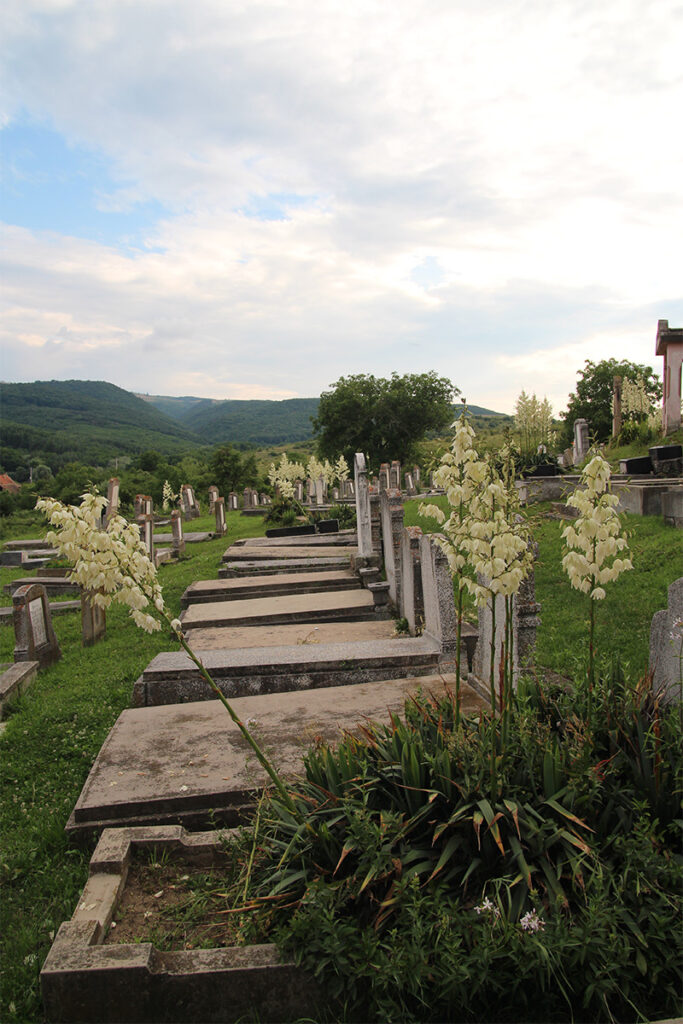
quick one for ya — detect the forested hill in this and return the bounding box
[141,394,320,445]
[0,380,202,468]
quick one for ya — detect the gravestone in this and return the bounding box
[472,549,541,690]
[331,486,340,502]
[294,480,304,502]
[260,493,270,506]
[227,492,238,510]
[399,526,424,634]
[390,461,401,489]
[13,583,61,668]
[208,486,219,512]
[306,478,314,503]
[138,514,155,562]
[81,591,106,647]
[413,465,421,487]
[214,497,227,536]
[243,488,253,509]
[134,494,145,518]
[649,577,683,701]
[171,510,185,556]
[405,472,416,496]
[353,453,373,559]
[142,495,153,517]
[379,464,390,492]
[104,478,120,526]
[656,319,683,435]
[419,535,458,655]
[650,444,683,476]
[573,419,589,463]
[380,488,405,610]
[316,477,325,506]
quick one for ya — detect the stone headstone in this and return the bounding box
[81,591,106,647]
[214,497,227,536]
[573,419,589,463]
[399,526,423,634]
[649,577,683,701]
[243,488,253,509]
[354,453,373,558]
[405,472,416,496]
[138,514,155,562]
[228,492,239,511]
[472,548,541,690]
[390,461,401,490]
[208,486,219,512]
[142,495,153,517]
[380,488,405,610]
[316,477,325,506]
[13,583,61,668]
[294,480,304,502]
[134,494,145,518]
[331,486,340,502]
[171,510,185,556]
[379,464,390,492]
[104,478,120,526]
[419,534,457,655]
[413,465,421,487]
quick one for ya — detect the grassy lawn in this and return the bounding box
[0,500,680,1022]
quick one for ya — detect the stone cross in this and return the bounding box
[354,453,373,558]
[81,591,106,647]
[573,419,589,463]
[208,485,219,512]
[13,583,61,668]
[214,497,227,536]
[171,510,185,556]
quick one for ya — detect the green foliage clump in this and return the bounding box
[559,359,661,448]
[254,676,682,1022]
[313,371,457,469]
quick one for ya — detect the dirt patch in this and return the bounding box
[105,848,272,951]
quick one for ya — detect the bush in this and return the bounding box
[252,673,682,1022]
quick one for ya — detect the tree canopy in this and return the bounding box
[559,359,662,447]
[313,372,457,468]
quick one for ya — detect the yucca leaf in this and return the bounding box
[544,797,594,832]
[427,835,462,881]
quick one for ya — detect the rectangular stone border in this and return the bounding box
[41,824,320,1023]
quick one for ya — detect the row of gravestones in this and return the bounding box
[352,452,682,701]
[562,420,683,476]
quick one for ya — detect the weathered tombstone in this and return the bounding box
[331,486,340,502]
[142,495,153,517]
[573,419,590,463]
[316,476,325,506]
[81,591,106,647]
[294,480,304,502]
[380,488,405,610]
[429,471,436,490]
[171,510,185,556]
[134,494,145,518]
[390,461,401,490]
[13,583,61,668]
[214,497,227,536]
[612,376,622,438]
[228,492,239,511]
[243,488,253,509]
[208,486,219,512]
[399,525,424,634]
[379,464,390,492]
[656,319,683,435]
[419,535,458,655]
[104,478,120,526]
[649,577,683,701]
[305,478,314,504]
[138,514,155,563]
[180,485,192,520]
[353,453,373,559]
[472,550,541,690]
[413,465,421,487]
[187,486,199,518]
[405,472,416,496]
[563,446,574,467]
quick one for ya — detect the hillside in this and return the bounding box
[0,380,202,471]
[151,396,321,445]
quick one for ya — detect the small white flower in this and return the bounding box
[520,910,545,932]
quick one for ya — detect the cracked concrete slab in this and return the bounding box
[181,569,359,606]
[179,588,377,630]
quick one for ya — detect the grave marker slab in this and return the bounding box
[13,583,61,669]
[649,577,683,701]
[81,591,106,647]
[214,496,227,536]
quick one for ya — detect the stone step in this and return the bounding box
[186,618,397,651]
[219,557,351,577]
[153,531,213,544]
[3,538,54,551]
[133,636,445,707]
[234,532,356,548]
[181,569,360,607]
[179,589,379,631]
[222,544,355,562]
[68,672,484,836]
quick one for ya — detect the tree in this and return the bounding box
[313,372,457,468]
[209,445,258,494]
[559,359,662,447]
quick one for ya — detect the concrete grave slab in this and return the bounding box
[3,538,55,551]
[179,589,379,631]
[187,618,397,651]
[132,636,448,706]
[236,532,356,548]
[181,569,359,607]
[42,825,319,1024]
[153,532,212,544]
[0,600,80,624]
[4,575,80,597]
[0,660,39,718]
[222,544,356,562]
[219,557,350,577]
[68,674,483,836]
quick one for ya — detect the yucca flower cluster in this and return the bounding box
[561,454,632,601]
[36,491,163,633]
[161,479,177,512]
[268,454,306,500]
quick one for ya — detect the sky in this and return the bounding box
[1,0,682,416]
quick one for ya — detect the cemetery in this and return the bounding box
[1,366,682,1022]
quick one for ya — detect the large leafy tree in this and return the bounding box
[208,445,258,494]
[313,371,457,468]
[559,359,662,447]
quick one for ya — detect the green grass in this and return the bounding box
[0,509,267,1024]
[404,497,681,679]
